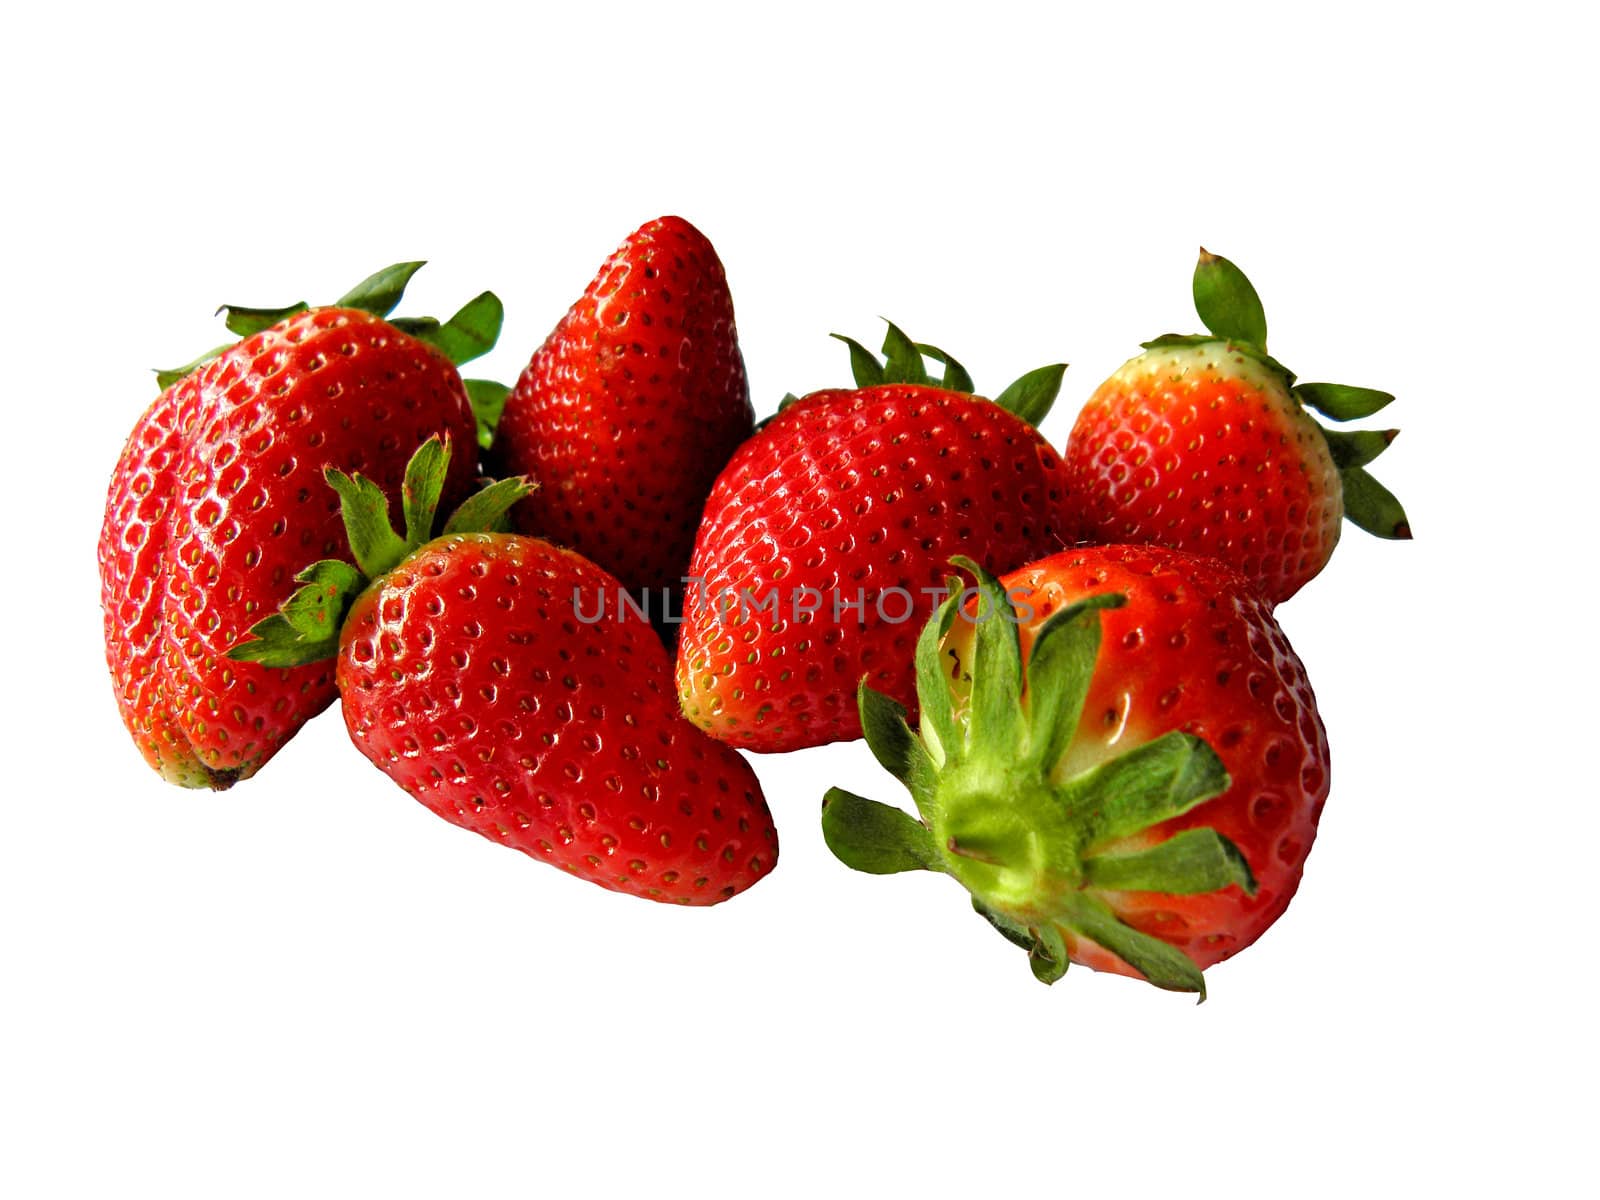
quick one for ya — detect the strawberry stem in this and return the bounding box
[827,320,1066,427]
[820,557,1248,996]
[226,437,535,669]
[151,263,505,390]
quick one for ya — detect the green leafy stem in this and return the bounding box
[820,557,1254,999]
[226,437,533,668]
[762,319,1068,429]
[1142,249,1410,540]
[154,262,510,429]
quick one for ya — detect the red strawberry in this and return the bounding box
[493,215,754,596]
[101,372,213,787]
[99,264,502,787]
[1065,250,1410,604]
[822,545,1329,998]
[676,324,1073,752]
[232,440,778,904]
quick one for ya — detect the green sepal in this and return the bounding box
[325,467,415,580]
[401,291,504,366]
[830,321,1060,420]
[1139,332,1216,351]
[913,590,964,765]
[1062,893,1207,998]
[821,788,943,875]
[401,437,450,545]
[464,379,511,450]
[388,316,441,338]
[992,363,1066,427]
[224,559,364,668]
[225,615,340,668]
[1084,828,1257,896]
[442,476,534,536]
[153,344,234,389]
[218,261,424,335]
[948,556,1025,756]
[1024,593,1126,776]
[1323,427,1398,470]
[1028,923,1070,985]
[880,321,932,385]
[1294,382,1395,421]
[335,261,426,317]
[1069,731,1231,851]
[972,897,1037,952]
[858,682,938,818]
[830,334,886,388]
[279,559,366,639]
[916,343,975,393]
[219,301,309,337]
[1193,249,1267,349]
[974,903,1072,987]
[1340,465,1412,539]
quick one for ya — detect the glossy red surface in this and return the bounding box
[338,533,777,904]
[496,216,753,594]
[98,307,476,785]
[678,383,1074,751]
[1065,343,1342,604]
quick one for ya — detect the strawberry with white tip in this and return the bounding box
[1064,249,1409,604]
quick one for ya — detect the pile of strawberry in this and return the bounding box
[99,220,1408,996]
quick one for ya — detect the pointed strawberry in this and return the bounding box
[822,546,1329,998]
[99,265,503,787]
[492,216,754,599]
[1065,250,1409,604]
[676,323,1072,752]
[231,439,778,905]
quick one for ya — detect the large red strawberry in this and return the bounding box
[492,215,754,598]
[676,324,1073,753]
[822,544,1329,998]
[99,264,503,788]
[231,440,778,904]
[1065,249,1409,604]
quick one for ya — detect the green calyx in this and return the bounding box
[826,319,1067,428]
[153,263,510,419]
[226,437,534,668]
[1142,248,1412,541]
[820,557,1252,999]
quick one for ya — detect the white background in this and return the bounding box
[4,2,1595,1196]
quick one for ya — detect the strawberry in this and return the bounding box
[822,545,1329,998]
[1064,250,1410,604]
[492,215,754,598]
[676,324,1072,753]
[99,264,504,788]
[231,439,778,905]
